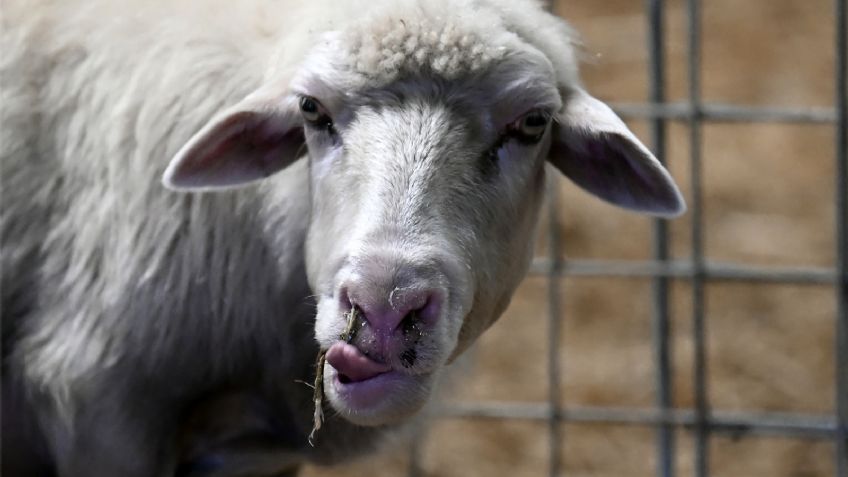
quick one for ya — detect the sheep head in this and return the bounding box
[164,0,684,429]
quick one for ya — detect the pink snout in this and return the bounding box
[319,251,466,426]
[334,256,448,367]
[340,255,446,335]
[341,284,441,338]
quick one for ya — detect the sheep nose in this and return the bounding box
[339,259,445,337]
[342,282,441,337]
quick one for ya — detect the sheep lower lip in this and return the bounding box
[329,369,414,410]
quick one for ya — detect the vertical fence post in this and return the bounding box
[645,1,676,476]
[547,181,564,477]
[686,0,710,476]
[834,1,847,476]
[407,426,424,477]
[542,5,564,477]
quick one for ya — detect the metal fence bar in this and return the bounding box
[546,179,564,477]
[407,427,424,477]
[611,102,837,124]
[834,0,848,475]
[436,403,839,439]
[541,7,564,477]
[685,0,710,475]
[528,259,837,285]
[644,1,675,475]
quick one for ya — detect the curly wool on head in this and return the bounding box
[337,3,510,85]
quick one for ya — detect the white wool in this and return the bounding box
[338,0,509,84]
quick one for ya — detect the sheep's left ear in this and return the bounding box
[163,93,304,191]
[548,89,686,217]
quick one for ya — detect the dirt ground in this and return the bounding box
[305,0,840,475]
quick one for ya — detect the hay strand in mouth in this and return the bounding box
[308,351,326,447]
[309,307,362,446]
[339,306,363,344]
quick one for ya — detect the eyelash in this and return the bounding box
[486,111,552,160]
[299,96,336,135]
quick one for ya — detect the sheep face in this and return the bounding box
[303,81,555,427]
[164,1,684,429]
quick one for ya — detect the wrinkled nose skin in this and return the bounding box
[338,255,446,345]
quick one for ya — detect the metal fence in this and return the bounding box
[406,0,848,476]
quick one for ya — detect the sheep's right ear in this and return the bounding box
[163,94,304,191]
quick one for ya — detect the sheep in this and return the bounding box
[0,0,685,475]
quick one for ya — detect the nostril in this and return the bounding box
[400,309,424,340]
[338,286,353,312]
[388,291,440,333]
[413,292,442,327]
[400,348,417,368]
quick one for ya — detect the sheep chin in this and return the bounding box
[322,365,434,427]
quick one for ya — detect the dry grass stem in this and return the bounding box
[309,307,362,446]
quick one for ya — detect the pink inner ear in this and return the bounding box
[169,111,305,189]
[209,113,305,177]
[550,130,683,216]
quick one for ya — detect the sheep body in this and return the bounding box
[2,2,387,474]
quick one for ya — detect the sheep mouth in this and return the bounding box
[325,341,421,404]
[322,342,433,426]
[325,341,391,383]
[328,367,413,406]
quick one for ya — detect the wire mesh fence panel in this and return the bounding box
[394,0,848,476]
[253,2,847,477]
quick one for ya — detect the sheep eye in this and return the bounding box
[485,110,553,164]
[299,96,333,131]
[511,111,551,143]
